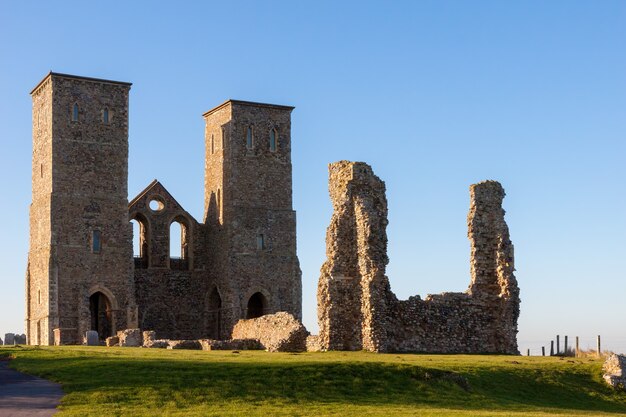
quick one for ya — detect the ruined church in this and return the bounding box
[25,72,301,345]
[25,71,520,354]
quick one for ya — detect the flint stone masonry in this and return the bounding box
[118,329,142,347]
[199,338,263,351]
[603,354,626,390]
[231,312,309,352]
[4,334,14,345]
[26,73,302,345]
[317,161,520,353]
[145,340,169,349]
[53,328,77,345]
[167,340,202,350]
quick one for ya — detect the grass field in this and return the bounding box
[1,346,625,416]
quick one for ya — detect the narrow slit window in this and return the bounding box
[246,126,253,149]
[103,108,109,124]
[72,103,79,122]
[221,127,226,149]
[217,188,221,216]
[211,134,215,154]
[269,129,277,152]
[257,234,265,250]
[92,230,102,253]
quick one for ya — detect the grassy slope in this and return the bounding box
[1,346,625,417]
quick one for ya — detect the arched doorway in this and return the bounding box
[246,292,267,319]
[207,287,222,339]
[89,292,112,339]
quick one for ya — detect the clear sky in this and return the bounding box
[0,1,624,353]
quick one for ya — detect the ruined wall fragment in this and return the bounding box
[317,161,520,354]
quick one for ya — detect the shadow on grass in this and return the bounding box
[6,348,626,414]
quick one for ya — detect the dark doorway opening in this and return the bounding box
[246,292,267,319]
[89,292,112,339]
[207,287,222,339]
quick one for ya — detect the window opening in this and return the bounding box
[103,108,109,124]
[72,103,79,122]
[257,233,265,250]
[246,126,254,149]
[269,129,277,152]
[92,230,102,253]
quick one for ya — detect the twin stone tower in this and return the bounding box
[25,72,520,353]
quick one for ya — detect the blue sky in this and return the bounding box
[0,1,624,353]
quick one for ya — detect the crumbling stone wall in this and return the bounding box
[317,161,520,353]
[603,354,626,390]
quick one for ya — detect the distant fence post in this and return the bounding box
[542,346,545,356]
[556,335,560,355]
[597,335,601,357]
[575,336,579,358]
[550,340,554,356]
[564,336,568,355]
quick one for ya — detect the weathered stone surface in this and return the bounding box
[118,329,142,347]
[142,331,156,346]
[144,340,169,349]
[603,354,626,390]
[232,312,309,352]
[14,334,26,345]
[26,72,302,345]
[105,336,119,347]
[53,328,77,346]
[4,334,14,346]
[167,340,202,350]
[198,338,263,351]
[0,337,3,345]
[317,161,520,353]
[306,335,321,352]
[26,73,137,346]
[85,331,99,346]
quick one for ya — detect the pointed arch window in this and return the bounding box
[72,103,79,122]
[269,128,277,152]
[246,126,254,149]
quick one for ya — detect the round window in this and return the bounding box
[149,198,165,212]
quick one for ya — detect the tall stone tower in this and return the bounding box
[203,100,302,335]
[26,72,137,345]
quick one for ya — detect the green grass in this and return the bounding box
[1,346,625,416]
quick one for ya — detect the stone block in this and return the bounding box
[603,354,626,390]
[199,338,262,351]
[118,329,142,347]
[167,340,202,350]
[14,334,26,345]
[145,339,169,349]
[232,312,309,352]
[142,331,156,347]
[4,333,14,345]
[85,331,99,346]
[105,336,120,347]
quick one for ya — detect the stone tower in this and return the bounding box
[26,72,137,345]
[203,100,302,335]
